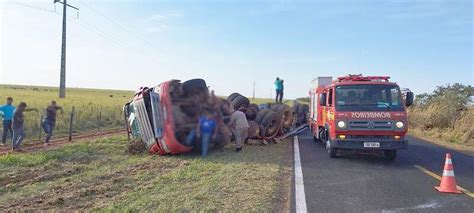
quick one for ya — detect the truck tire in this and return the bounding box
[249,103,259,111]
[384,150,397,161]
[245,107,258,120]
[292,103,300,115]
[325,131,337,158]
[227,93,241,102]
[298,104,309,114]
[260,111,282,137]
[271,104,292,129]
[298,104,309,124]
[255,109,271,124]
[182,79,207,96]
[231,95,250,110]
[247,121,260,138]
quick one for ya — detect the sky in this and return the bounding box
[0,0,472,99]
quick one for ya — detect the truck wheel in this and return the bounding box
[260,111,282,137]
[227,93,241,102]
[231,95,250,110]
[255,109,271,124]
[182,78,207,96]
[245,107,258,120]
[325,138,337,158]
[384,150,397,161]
[271,104,292,129]
[249,103,259,111]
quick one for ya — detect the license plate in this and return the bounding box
[363,142,380,148]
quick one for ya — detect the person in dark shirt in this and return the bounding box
[279,79,285,103]
[41,101,63,146]
[12,102,38,151]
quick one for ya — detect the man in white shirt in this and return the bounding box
[228,107,249,152]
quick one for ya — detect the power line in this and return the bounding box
[77,0,155,47]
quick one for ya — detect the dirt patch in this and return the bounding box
[0,166,84,189]
[127,139,146,155]
[0,129,125,155]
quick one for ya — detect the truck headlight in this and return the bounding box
[337,121,346,129]
[396,121,404,129]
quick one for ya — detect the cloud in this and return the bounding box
[145,12,178,33]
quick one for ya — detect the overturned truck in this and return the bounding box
[124,79,233,155]
[124,79,308,155]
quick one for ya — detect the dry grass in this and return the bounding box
[0,135,292,211]
[0,85,133,140]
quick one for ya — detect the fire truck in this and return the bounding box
[309,74,414,160]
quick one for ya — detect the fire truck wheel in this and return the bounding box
[325,139,337,158]
[384,150,397,161]
[231,95,250,110]
[227,93,242,102]
[312,134,319,143]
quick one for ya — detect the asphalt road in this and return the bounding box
[294,130,474,212]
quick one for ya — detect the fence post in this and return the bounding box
[38,115,43,142]
[97,107,102,133]
[68,106,75,142]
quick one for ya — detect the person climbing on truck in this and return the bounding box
[196,111,217,157]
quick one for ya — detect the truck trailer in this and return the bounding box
[309,74,414,160]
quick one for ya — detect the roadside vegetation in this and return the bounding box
[408,83,473,148]
[0,135,291,211]
[0,85,133,139]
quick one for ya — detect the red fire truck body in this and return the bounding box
[309,75,414,160]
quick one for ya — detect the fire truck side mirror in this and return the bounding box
[319,93,327,106]
[405,92,414,107]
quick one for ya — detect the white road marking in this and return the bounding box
[381,201,441,213]
[294,136,307,213]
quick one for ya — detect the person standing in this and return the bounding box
[12,102,38,151]
[274,77,282,103]
[279,79,285,103]
[0,97,15,146]
[229,107,249,152]
[42,101,63,146]
[196,112,217,157]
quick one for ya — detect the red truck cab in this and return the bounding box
[309,75,414,160]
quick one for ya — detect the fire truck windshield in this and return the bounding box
[335,84,404,111]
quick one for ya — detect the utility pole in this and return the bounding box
[252,81,256,100]
[54,0,79,98]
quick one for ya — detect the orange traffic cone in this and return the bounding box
[435,153,462,194]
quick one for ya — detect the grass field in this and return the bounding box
[0,135,292,211]
[1,84,295,144]
[0,85,134,141]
